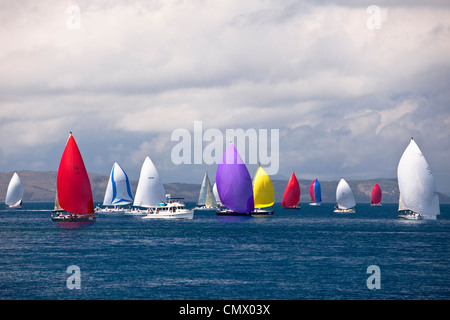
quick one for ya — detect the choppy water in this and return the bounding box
[0,202,448,300]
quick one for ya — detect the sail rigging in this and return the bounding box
[197,172,217,208]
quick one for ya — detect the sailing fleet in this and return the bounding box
[2,134,441,222]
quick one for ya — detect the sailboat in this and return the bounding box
[334,178,356,213]
[253,166,275,215]
[309,178,322,206]
[370,183,382,206]
[96,162,134,214]
[5,172,24,208]
[127,156,165,216]
[216,144,255,216]
[194,172,218,211]
[397,138,440,220]
[282,172,300,209]
[51,133,96,222]
[129,156,193,219]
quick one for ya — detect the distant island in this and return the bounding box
[1,171,449,204]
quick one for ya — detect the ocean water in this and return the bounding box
[0,202,448,300]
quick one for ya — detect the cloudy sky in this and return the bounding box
[1,0,449,193]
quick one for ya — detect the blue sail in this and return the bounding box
[310,179,322,203]
[104,162,134,206]
[314,179,322,203]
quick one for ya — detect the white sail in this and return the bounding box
[205,179,217,208]
[398,194,408,212]
[336,178,356,209]
[397,138,440,219]
[5,172,24,207]
[103,162,134,206]
[197,172,217,208]
[197,172,209,206]
[213,183,222,206]
[133,156,165,208]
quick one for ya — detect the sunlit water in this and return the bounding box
[0,202,448,300]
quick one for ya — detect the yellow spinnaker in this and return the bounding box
[253,166,275,208]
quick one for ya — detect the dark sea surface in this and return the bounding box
[0,202,448,300]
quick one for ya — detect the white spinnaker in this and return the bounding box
[133,156,165,208]
[336,178,356,209]
[5,172,24,207]
[397,139,440,219]
[103,162,134,206]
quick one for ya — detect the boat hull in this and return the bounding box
[7,204,22,209]
[193,206,218,211]
[283,205,300,210]
[252,209,274,216]
[51,212,96,222]
[216,209,274,216]
[124,210,148,216]
[334,208,355,213]
[216,209,252,216]
[398,212,423,220]
[142,210,193,219]
[95,207,125,214]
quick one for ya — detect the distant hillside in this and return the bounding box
[1,171,449,204]
[0,171,202,204]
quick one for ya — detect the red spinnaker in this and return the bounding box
[57,134,94,215]
[282,172,300,207]
[309,180,316,202]
[370,183,382,205]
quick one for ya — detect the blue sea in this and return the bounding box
[0,202,449,300]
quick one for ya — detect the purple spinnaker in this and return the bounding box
[216,144,254,213]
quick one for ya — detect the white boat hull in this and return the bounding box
[334,208,355,213]
[124,210,148,216]
[142,209,193,219]
[193,206,218,211]
[398,212,423,220]
[7,203,22,209]
[51,212,96,222]
[309,202,321,206]
[95,208,125,214]
[252,208,274,215]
